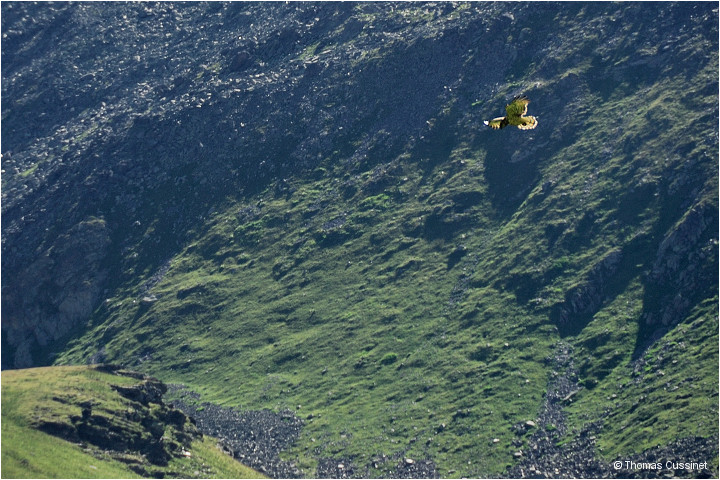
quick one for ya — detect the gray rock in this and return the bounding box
[141,295,158,304]
[2,217,110,367]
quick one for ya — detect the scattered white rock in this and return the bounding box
[141,294,157,304]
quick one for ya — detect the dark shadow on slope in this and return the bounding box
[632,201,719,359]
[550,169,677,338]
[481,135,540,217]
[552,231,655,338]
[547,178,718,364]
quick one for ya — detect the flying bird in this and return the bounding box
[484,95,538,130]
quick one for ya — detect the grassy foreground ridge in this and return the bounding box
[1,365,262,478]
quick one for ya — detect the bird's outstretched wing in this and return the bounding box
[484,117,509,129]
[516,115,538,130]
[505,95,530,120]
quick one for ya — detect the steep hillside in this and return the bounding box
[1,365,262,478]
[2,2,718,478]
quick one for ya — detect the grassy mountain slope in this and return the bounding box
[1,365,262,479]
[2,2,718,478]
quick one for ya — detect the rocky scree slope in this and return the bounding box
[168,384,305,478]
[2,0,518,368]
[2,2,718,478]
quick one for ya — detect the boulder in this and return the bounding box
[227,50,253,73]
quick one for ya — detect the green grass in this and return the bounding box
[58,66,718,475]
[19,163,39,178]
[568,295,719,461]
[2,367,141,479]
[1,366,263,479]
[51,4,718,478]
[168,437,263,479]
[2,419,143,479]
[60,138,561,476]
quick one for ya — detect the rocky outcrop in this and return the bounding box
[34,365,201,475]
[112,377,167,406]
[643,201,718,329]
[553,249,623,330]
[2,217,111,368]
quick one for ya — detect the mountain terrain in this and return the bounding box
[1,364,262,478]
[2,2,718,478]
